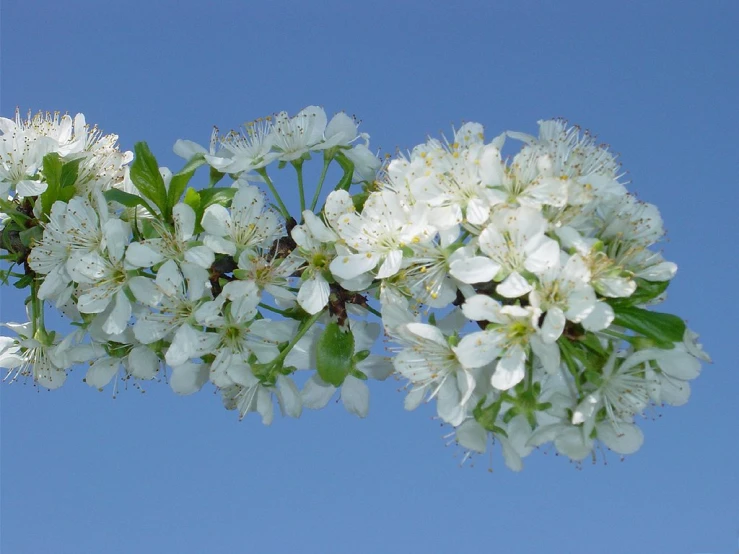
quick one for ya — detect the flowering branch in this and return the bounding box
[0,106,711,470]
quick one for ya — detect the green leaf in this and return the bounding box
[183,187,201,212]
[167,154,206,209]
[60,157,83,188]
[315,322,354,387]
[130,142,167,216]
[612,305,686,345]
[209,167,225,188]
[103,189,158,216]
[609,279,670,308]
[40,153,63,215]
[199,187,236,210]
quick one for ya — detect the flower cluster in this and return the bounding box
[0,107,710,471]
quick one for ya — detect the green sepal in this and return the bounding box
[13,273,34,289]
[130,142,168,217]
[315,322,354,387]
[19,226,43,248]
[612,305,685,345]
[353,349,371,363]
[335,151,355,191]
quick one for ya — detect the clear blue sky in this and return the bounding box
[1,1,737,553]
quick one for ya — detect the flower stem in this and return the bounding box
[266,310,324,378]
[256,168,291,220]
[292,159,306,217]
[310,155,332,212]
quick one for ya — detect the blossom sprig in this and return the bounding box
[0,107,710,471]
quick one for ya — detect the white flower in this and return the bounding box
[393,322,475,426]
[132,260,212,365]
[209,119,278,173]
[455,295,559,389]
[85,346,161,390]
[572,348,655,427]
[330,190,436,281]
[201,183,281,257]
[529,253,600,342]
[477,206,559,298]
[271,106,327,162]
[0,322,67,389]
[290,210,338,314]
[126,203,214,270]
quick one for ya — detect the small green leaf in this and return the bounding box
[199,187,236,210]
[103,189,158,216]
[609,279,670,308]
[209,167,225,188]
[130,142,167,216]
[60,157,83,188]
[167,153,206,209]
[315,322,354,387]
[613,305,686,345]
[40,153,63,215]
[183,187,201,211]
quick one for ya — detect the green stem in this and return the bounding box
[310,155,332,212]
[256,168,291,220]
[258,303,292,317]
[599,329,635,343]
[292,159,306,217]
[31,279,47,342]
[267,310,324,376]
[363,303,382,318]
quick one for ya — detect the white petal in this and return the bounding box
[581,301,614,331]
[297,275,330,314]
[301,374,336,409]
[128,276,163,307]
[173,203,196,241]
[461,294,501,322]
[126,242,165,267]
[329,252,380,280]
[376,249,403,279]
[184,246,215,269]
[165,325,198,367]
[455,331,500,369]
[404,386,425,411]
[491,346,526,390]
[496,272,533,298]
[597,422,644,455]
[541,307,566,343]
[341,375,369,417]
[86,358,119,389]
[276,375,302,418]
[170,361,210,395]
[128,346,160,380]
[201,204,232,236]
[455,419,487,453]
[102,290,132,336]
[449,256,500,284]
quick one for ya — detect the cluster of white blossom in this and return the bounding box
[0,107,710,470]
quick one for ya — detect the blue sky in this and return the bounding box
[1,1,737,553]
